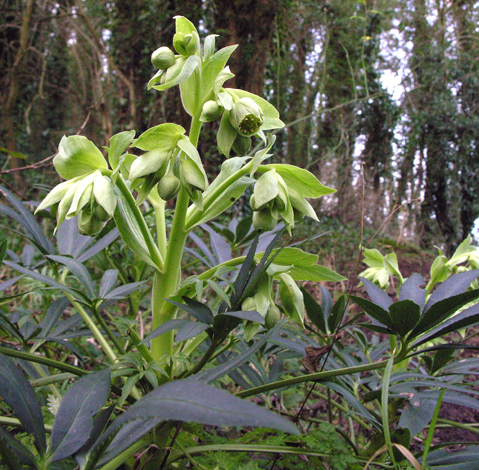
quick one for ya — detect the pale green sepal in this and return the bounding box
[278,273,305,326]
[129,149,170,181]
[56,182,79,229]
[254,169,279,209]
[66,172,95,217]
[93,173,116,217]
[35,178,80,213]
[217,111,237,157]
[180,67,201,116]
[54,136,107,180]
[132,124,185,152]
[263,164,336,198]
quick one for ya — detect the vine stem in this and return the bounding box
[151,115,202,362]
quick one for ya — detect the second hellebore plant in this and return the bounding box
[37,17,336,367]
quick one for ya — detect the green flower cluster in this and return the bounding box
[36,136,115,235]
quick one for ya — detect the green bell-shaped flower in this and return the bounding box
[229,97,264,137]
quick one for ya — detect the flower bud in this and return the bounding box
[151,47,176,70]
[265,304,281,329]
[158,173,181,201]
[200,100,223,122]
[241,297,256,312]
[253,208,278,232]
[230,98,264,137]
[173,31,200,56]
[77,207,103,236]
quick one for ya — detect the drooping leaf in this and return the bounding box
[47,255,95,298]
[412,301,479,347]
[398,395,436,436]
[4,261,73,293]
[176,322,210,342]
[50,369,111,461]
[99,270,118,298]
[0,185,54,254]
[176,297,214,324]
[100,380,298,444]
[141,319,207,345]
[74,404,116,469]
[196,326,278,384]
[76,228,119,262]
[0,355,46,453]
[328,295,346,332]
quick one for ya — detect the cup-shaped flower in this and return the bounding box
[53,135,108,180]
[151,47,176,70]
[229,97,264,137]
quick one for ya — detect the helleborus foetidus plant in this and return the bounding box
[36,15,337,365]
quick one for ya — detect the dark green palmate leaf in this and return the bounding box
[348,295,394,330]
[50,369,111,461]
[411,287,479,339]
[95,378,298,464]
[0,355,46,454]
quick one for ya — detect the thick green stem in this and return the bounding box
[151,115,203,362]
